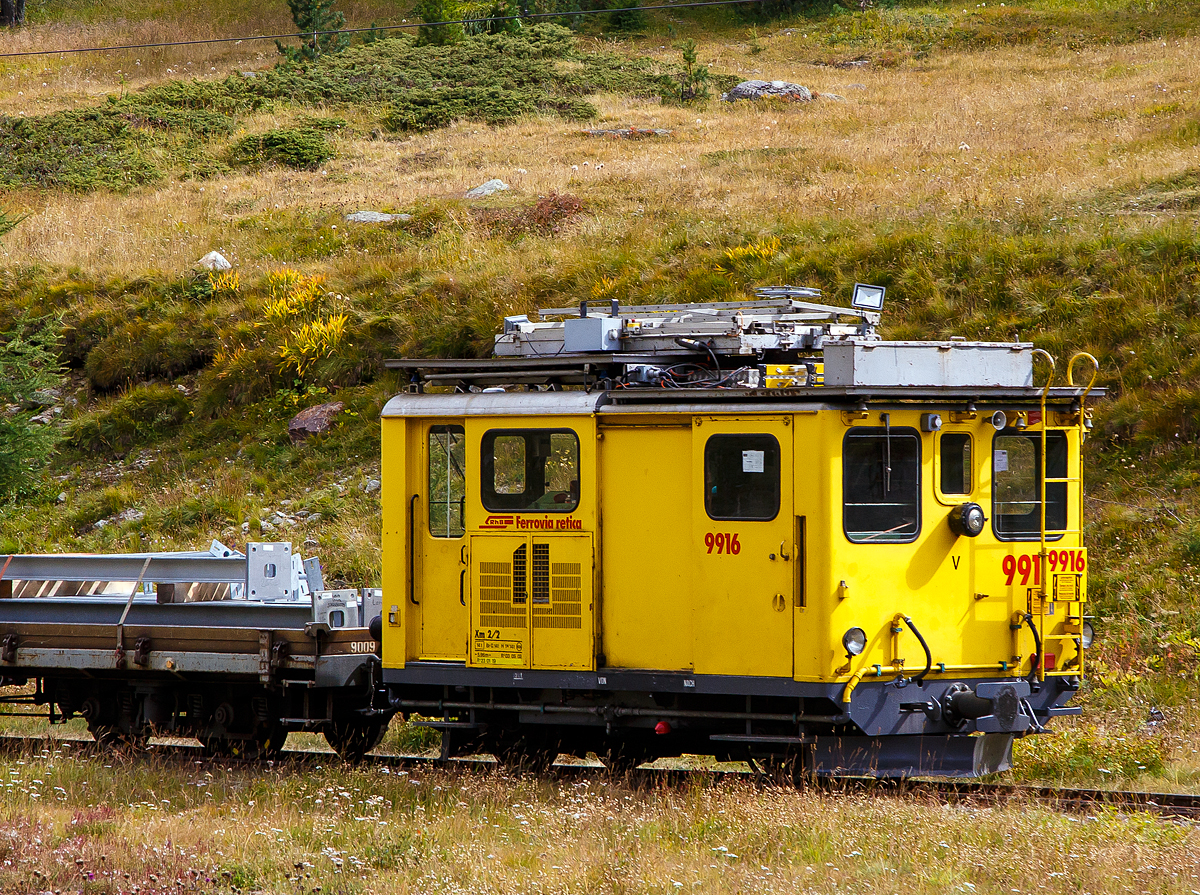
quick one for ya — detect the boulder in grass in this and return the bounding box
[465,179,509,199]
[721,80,813,102]
[197,250,232,271]
[288,401,345,443]
[345,211,413,224]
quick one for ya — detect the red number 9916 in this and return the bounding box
[1002,549,1086,586]
[705,532,741,555]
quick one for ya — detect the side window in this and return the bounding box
[940,433,973,495]
[428,425,465,538]
[704,434,780,521]
[993,431,1067,539]
[481,429,579,513]
[843,428,921,543]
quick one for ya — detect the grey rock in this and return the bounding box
[721,79,812,102]
[116,508,145,524]
[364,478,381,494]
[345,210,413,224]
[584,127,672,138]
[31,388,60,406]
[845,83,867,90]
[307,513,323,524]
[56,492,66,503]
[288,401,345,443]
[197,250,232,271]
[818,92,847,102]
[465,178,509,199]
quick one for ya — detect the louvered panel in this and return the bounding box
[534,560,583,630]
[477,559,525,629]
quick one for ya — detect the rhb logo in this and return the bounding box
[481,515,515,530]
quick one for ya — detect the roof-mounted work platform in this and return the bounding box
[385,285,1103,403]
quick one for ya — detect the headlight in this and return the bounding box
[842,627,867,657]
[948,502,987,538]
[1081,620,1095,650]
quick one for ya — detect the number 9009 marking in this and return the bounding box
[349,641,377,653]
[705,533,741,555]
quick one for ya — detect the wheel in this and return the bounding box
[602,742,649,776]
[87,723,148,752]
[487,729,560,773]
[203,723,287,760]
[324,717,388,761]
[198,735,233,757]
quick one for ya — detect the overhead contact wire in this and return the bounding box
[0,0,768,59]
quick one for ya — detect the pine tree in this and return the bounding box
[276,0,350,63]
[0,315,61,502]
[416,0,464,46]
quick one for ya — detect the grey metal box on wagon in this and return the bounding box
[822,340,1034,389]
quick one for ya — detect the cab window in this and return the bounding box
[481,429,579,513]
[704,434,780,521]
[428,424,465,537]
[843,428,921,543]
[993,431,1067,539]
[940,433,972,495]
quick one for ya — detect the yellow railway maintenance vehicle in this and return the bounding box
[381,285,1102,777]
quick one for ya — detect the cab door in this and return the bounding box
[418,423,469,659]
[692,417,794,678]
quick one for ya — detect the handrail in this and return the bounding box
[409,494,420,606]
[1066,350,1098,680]
[1031,349,1056,684]
[1067,351,1099,404]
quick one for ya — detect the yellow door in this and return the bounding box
[692,417,794,678]
[419,423,469,659]
[530,534,594,670]
[468,535,530,668]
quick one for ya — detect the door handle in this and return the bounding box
[779,541,791,561]
[459,569,466,607]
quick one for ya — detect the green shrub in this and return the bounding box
[0,109,159,192]
[66,383,190,456]
[383,86,537,132]
[229,128,333,170]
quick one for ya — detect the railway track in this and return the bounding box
[2,733,1199,819]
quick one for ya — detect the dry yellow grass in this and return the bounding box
[1,31,1196,277]
[3,743,1200,894]
[0,0,406,112]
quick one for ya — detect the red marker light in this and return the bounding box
[654,721,671,735]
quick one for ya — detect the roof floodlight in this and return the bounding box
[851,283,886,312]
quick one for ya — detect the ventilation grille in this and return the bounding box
[512,544,527,605]
[532,543,550,604]
[479,560,525,629]
[534,561,582,629]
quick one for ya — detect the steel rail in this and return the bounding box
[2,734,1199,819]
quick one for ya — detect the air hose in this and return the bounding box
[902,616,933,686]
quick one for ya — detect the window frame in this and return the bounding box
[936,431,974,502]
[427,423,466,539]
[991,429,1068,542]
[703,432,782,522]
[480,427,581,514]
[842,426,923,545]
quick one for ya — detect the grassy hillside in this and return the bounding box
[0,0,1198,773]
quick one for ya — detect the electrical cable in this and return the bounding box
[0,0,769,60]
